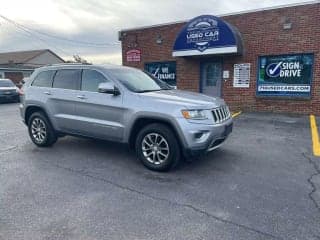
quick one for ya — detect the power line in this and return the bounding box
[0,15,72,57]
[23,25,120,47]
[0,20,41,51]
[0,14,120,47]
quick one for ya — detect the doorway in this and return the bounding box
[200,61,222,97]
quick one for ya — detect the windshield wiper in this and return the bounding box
[136,89,162,93]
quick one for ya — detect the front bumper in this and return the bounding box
[177,117,233,157]
[19,103,26,124]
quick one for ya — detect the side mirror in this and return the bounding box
[98,82,120,96]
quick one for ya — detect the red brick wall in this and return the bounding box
[121,3,320,114]
[4,72,24,85]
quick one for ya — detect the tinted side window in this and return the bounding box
[81,70,108,92]
[53,69,81,90]
[32,71,55,87]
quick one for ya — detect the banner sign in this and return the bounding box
[145,61,176,86]
[126,49,141,62]
[257,53,314,97]
[172,15,242,57]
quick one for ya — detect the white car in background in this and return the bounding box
[0,78,20,103]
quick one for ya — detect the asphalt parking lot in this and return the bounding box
[1,103,320,240]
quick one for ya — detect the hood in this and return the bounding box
[139,90,225,109]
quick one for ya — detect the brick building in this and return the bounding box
[119,1,320,114]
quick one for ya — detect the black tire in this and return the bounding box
[135,123,180,171]
[28,112,57,147]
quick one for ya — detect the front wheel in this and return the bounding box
[28,112,57,147]
[135,123,180,171]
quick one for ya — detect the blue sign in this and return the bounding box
[145,61,176,86]
[257,53,314,97]
[172,15,242,57]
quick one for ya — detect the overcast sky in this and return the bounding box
[0,0,311,64]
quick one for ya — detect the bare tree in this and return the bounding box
[65,55,91,64]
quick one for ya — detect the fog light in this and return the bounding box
[194,132,204,139]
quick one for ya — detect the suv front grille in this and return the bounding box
[212,106,230,123]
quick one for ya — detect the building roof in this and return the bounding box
[120,0,319,33]
[0,49,64,65]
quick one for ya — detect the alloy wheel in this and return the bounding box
[142,133,170,165]
[31,118,47,143]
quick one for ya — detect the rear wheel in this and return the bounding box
[135,123,180,171]
[28,112,57,147]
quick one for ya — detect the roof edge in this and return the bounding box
[25,49,65,63]
[119,0,319,33]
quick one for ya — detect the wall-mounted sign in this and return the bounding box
[257,53,314,97]
[126,49,141,62]
[223,70,230,79]
[233,63,250,88]
[172,15,243,57]
[145,61,176,86]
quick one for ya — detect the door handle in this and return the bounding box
[77,95,87,99]
[44,91,51,95]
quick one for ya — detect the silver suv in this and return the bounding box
[20,63,233,171]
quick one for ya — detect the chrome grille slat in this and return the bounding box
[218,109,223,121]
[225,107,229,118]
[212,110,218,122]
[221,108,226,119]
[217,109,222,122]
[221,109,225,120]
[212,106,230,123]
[224,106,229,119]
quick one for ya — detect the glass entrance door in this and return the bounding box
[201,61,222,97]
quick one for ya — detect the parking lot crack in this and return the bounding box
[0,145,19,156]
[49,162,282,240]
[302,152,320,212]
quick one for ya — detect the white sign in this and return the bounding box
[223,70,229,79]
[258,85,310,92]
[233,63,250,88]
[126,49,141,62]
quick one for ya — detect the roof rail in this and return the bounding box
[45,62,92,66]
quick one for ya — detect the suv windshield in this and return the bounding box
[109,68,172,93]
[0,80,14,87]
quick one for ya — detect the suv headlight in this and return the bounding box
[181,110,208,120]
